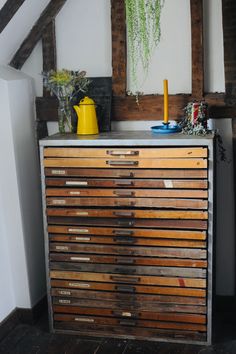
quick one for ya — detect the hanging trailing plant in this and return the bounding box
[125,0,165,93]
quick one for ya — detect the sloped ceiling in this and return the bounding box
[0,0,50,64]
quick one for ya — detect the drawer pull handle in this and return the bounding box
[107,150,139,156]
[114,268,136,275]
[115,258,135,265]
[113,211,134,217]
[119,172,134,178]
[69,191,81,195]
[115,202,135,207]
[114,236,136,244]
[75,237,91,241]
[119,320,136,326]
[58,299,71,304]
[58,290,71,296]
[117,220,135,227]
[66,181,88,186]
[113,311,133,317]
[111,275,140,283]
[113,230,133,236]
[70,257,90,262]
[116,285,136,293]
[68,283,90,288]
[106,160,139,166]
[115,181,133,187]
[75,317,94,323]
[68,228,89,233]
[114,191,134,197]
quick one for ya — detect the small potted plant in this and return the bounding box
[42,69,90,133]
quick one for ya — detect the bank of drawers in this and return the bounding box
[42,146,210,343]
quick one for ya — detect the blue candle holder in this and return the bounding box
[151,122,182,134]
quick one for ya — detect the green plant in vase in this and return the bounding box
[125,0,165,97]
[42,69,90,133]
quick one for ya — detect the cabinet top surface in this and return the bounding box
[39,131,214,147]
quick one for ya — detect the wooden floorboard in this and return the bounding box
[0,310,236,353]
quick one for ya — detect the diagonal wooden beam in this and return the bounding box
[0,0,26,34]
[42,20,57,97]
[190,0,204,99]
[10,0,67,69]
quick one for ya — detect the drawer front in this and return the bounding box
[45,167,208,179]
[44,147,208,158]
[50,253,207,268]
[46,177,208,189]
[50,279,206,297]
[48,225,207,240]
[51,288,207,306]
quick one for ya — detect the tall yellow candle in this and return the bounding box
[163,79,169,124]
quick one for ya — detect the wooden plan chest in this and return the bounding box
[39,132,214,345]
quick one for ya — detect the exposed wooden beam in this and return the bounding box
[222,0,236,105]
[42,20,57,98]
[190,0,204,99]
[10,0,67,69]
[111,0,126,97]
[42,20,57,73]
[0,0,26,34]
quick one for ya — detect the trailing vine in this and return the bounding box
[125,0,165,93]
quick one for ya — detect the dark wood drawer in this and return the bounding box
[53,313,206,332]
[50,253,207,268]
[53,304,206,324]
[50,262,207,278]
[53,298,206,314]
[48,217,208,230]
[45,167,208,179]
[54,320,206,342]
[46,177,208,189]
[51,288,207,306]
[49,243,207,259]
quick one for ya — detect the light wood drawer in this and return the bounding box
[47,208,208,220]
[44,157,207,169]
[46,197,208,209]
[44,147,208,159]
[50,271,206,289]
[51,279,206,298]
[46,188,208,199]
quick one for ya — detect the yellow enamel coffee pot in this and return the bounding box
[73,96,99,135]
